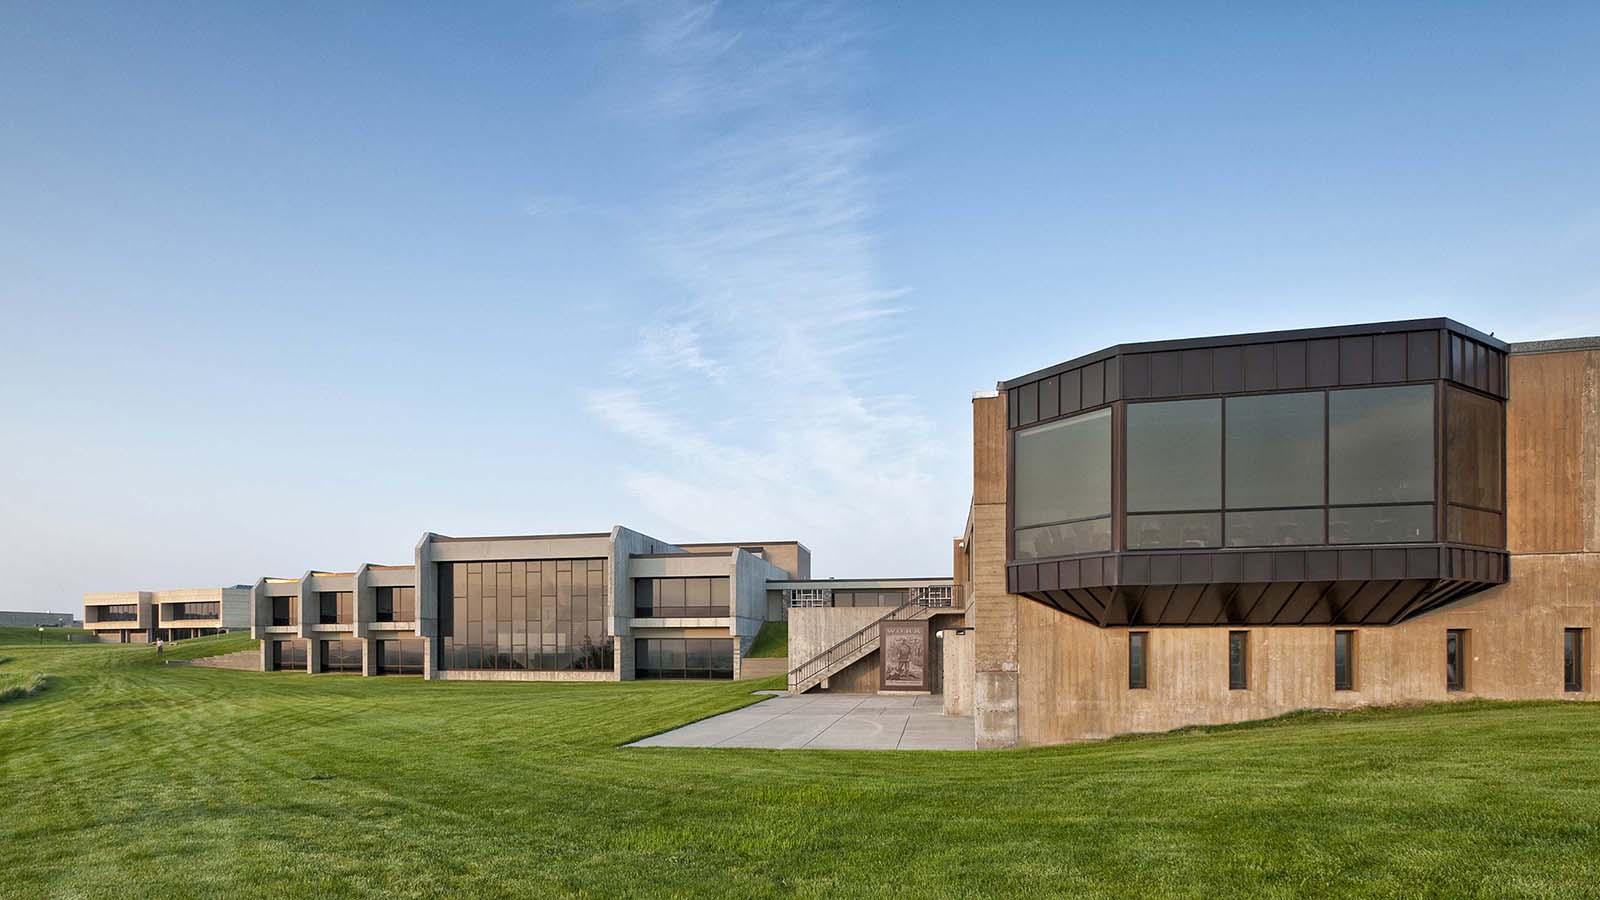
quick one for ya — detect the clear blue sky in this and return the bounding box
[3,2,1598,611]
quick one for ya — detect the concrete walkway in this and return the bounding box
[630,693,975,751]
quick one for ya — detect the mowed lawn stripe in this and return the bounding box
[2,636,1598,898]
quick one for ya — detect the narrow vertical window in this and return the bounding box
[1566,629,1585,692]
[1334,630,1356,691]
[1446,629,1468,692]
[1128,631,1149,689]
[1228,631,1249,690]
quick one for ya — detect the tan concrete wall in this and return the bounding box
[1013,553,1600,743]
[942,629,975,715]
[789,606,887,665]
[1507,349,1600,554]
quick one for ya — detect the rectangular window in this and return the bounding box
[1328,504,1435,544]
[1127,399,1221,513]
[320,639,362,673]
[633,578,733,617]
[633,638,734,680]
[375,586,416,622]
[376,638,425,675]
[1013,408,1112,559]
[270,596,296,627]
[318,592,353,625]
[1128,631,1149,689]
[1334,630,1356,691]
[1566,629,1585,692]
[1225,392,1325,508]
[1446,629,1468,692]
[1126,512,1222,549]
[1328,385,1434,505]
[1228,631,1248,690]
[271,639,307,672]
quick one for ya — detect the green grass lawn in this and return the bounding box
[3,642,1599,898]
[746,621,788,658]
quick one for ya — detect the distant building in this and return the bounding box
[0,610,80,628]
[82,587,250,643]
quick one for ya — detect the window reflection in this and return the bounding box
[439,559,613,672]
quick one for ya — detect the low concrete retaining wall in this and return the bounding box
[737,657,787,680]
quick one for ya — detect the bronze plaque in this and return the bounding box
[879,620,930,692]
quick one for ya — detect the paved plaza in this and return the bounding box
[629,693,975,750]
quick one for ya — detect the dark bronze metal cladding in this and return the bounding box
[1003,319,1510,627]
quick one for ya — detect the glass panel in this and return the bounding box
[1329,385,1434,504]
[1014,408,1111,528]
[1127,399,1220,512]
[1225,509,1325,547]
[1228,631,1248,690]
[1567,630,1584,692]
[1328,505,1434,544]
[1126,513,1221,549]
[1446,631,1464,691]
[1446,386,1503,511]
[1128,632,1147,689]
[1334,631,1354,690]
[1014,518,1111,559]
[437,559,608,671]
[1226,392,1324,508]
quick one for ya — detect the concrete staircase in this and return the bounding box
[787,603,944,695]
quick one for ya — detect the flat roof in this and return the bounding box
[430,532,610,542]
[769,577,952,588]
[1000,318,1506,390]
[1509,336,1600,355]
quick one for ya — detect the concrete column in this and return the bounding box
[422,637,437,680]
[732,639,744,681]
[616,635,634,681]
[971,392,1021,749]
[258,640,270,673]
[942,629,975,716]
[308,639,323,674]
[362,637,377,677]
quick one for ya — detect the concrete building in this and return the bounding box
[248,528,827,680]
[0,610,79,628]
[82,587,250,643]
[962,320,1600,746]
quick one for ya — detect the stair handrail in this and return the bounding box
[787,601,927,688]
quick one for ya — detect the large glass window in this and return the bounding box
[318,591,353,625]
[634,638,734,680]
[376,639,425,675]
[271,639,307,672]
[439,559,612,673]
[1225,508,1324,547]
[94,604,138,622]
[320,639,362,673]
[270,597,297,627]
[1329,385,1434,504]
[375,586,416,623]
[169,602,219,620]
[1127,400,1220,512]
[1013,408,1111,558]
[633,577,731,617]
[1226,392,1324,508]
[1127,512,1221,550]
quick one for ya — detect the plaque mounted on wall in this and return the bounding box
[879,619,930,692]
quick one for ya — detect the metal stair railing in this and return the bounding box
[787,602,928,692]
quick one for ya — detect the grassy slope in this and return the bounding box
[0,625,92,646]
[745,621,788,658]
[2,645,1599,899]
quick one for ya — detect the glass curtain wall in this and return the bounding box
[439,559,612,672]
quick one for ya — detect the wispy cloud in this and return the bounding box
[584,1,955,575]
